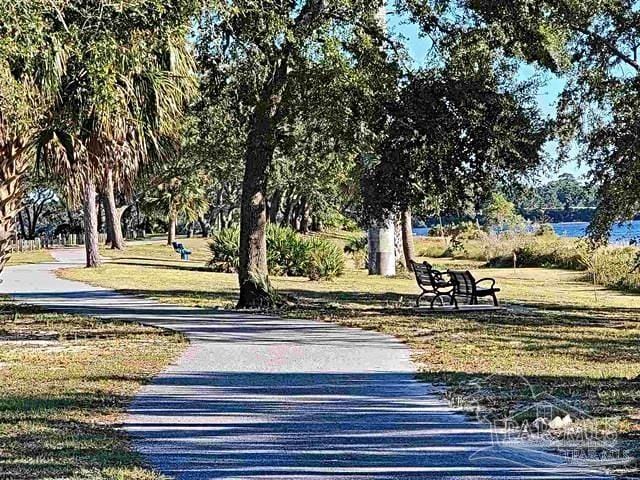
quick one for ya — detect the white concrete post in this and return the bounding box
[368,218,396,276]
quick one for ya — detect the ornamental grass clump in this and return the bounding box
[266,224,310,277]
[307,237,345,280]
[209,226,345,280]
[208,227,240,273]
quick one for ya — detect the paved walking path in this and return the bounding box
[2,249,613,479]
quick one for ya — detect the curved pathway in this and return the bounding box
[2,249,613,479]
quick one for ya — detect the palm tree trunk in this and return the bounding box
[102,195,113,245]
[103,168,125,250]
[0,141,26,272]
[401,208,415,271]
[167,214,177,245]
[82,180,101,268]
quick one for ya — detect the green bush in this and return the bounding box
[344,235,368,269]
[428,221,482,240]
[307,237,345,280]
[266,224,310,276]
[208,225,345,280]
[208,227,240,272]
[535,224,556,236]
[592,247,640,292]
[488,235,585,270]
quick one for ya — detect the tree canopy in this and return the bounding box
[363,36,549,223]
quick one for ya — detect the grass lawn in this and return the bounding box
[59,236,640,466]
[7,249,54,266]
[0,300,186,479]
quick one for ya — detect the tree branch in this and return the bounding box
[569,22,640,73]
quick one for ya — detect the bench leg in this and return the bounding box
[450,295,459,310]
[431,293,451,309]
[492,293,499,307]
[430,295,441,309]
[416,292,426,307]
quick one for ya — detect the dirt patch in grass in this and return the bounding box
[0,301,186,479]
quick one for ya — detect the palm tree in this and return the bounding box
[145,162,210,246]
[0,2,68,272]
[39,4,196,267]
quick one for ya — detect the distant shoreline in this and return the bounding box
[413,220,640,244]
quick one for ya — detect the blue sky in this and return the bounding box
[388,15,587,183]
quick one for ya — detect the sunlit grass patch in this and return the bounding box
[7,249,54,266]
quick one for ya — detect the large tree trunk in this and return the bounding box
[237,55,290,308]
[103,168,125,250]
[0,141,27,271]
[82,180,101,268]
[238,128,272,308]
[401,208,415,271]
[167,213,177,245]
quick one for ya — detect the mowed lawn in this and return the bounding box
[0,300,186,479]
[59,237,640,461]
[7,249,54,266]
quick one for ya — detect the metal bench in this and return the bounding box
[411,260,454,308]
[172,242,192,261]
[448,270,500,309]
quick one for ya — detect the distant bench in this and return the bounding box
[411,261,500,309]
[447,270,500,308]
[410,261,454,308]
[172,242,192,261]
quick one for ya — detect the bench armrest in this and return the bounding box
[431,269,451,283]
[475,277,496,288]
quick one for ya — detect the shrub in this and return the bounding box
[266,224,310,276]
[488,235,585,270]
[208,226,345,280]
[592,247,640,292]
[344,235,368,269]
[307,237,345,280]
[535,224,556,236]
[428,221,482,240]
[208,227,240,272]
[415,237,448,258]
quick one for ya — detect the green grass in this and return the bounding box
[58,237,640,465]
[0,300,186,479]
[7,249,54,266]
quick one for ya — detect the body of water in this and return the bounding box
[413,220,640,244]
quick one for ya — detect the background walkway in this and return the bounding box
[2,249,612,479]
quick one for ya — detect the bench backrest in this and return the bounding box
[449,270,476,295]
[411,261,433,287]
